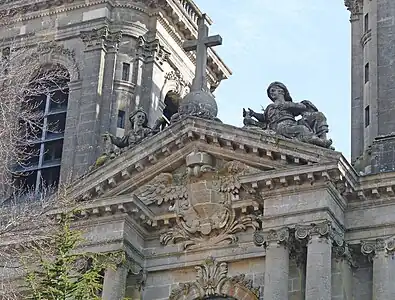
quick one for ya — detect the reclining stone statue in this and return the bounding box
[243,81,332,148]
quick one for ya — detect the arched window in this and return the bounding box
[161,91,181,128]
[14,64,70,193]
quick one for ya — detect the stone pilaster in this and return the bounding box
[295,221,335,300]
[74,26,108,175]
[60,80,82,181]
[361,237,395,300]
[102,264,129,300]
[100,30,122,138]
[254,227,290,300]
[332,244,356,300]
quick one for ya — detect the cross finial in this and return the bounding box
[183,14,222,92]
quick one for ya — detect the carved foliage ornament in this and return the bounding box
[80,26,122,49]
[344,0,363,15]
[164,70,189,98]
[136,36,170,65]
[169,257,259,300]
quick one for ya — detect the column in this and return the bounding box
[361,238,395,300]
[254,227,290,300]
[102,264,129,300]
[296,221,332,300]
[332,244,355,300]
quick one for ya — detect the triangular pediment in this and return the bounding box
[68,117,343,202]
[69,117,345,202]
[65,117,357,249]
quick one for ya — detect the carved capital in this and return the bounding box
[253,227,290,248]
[361,237,395,259]
[136,36,170,65]
[344,0,363,16]
[333,244,357,267]
[295,221,331,241]
[80,26,122,51]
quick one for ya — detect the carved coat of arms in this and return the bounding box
[136,151,260,250]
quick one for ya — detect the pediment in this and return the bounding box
[65,117,357,249]
[69,117,343,203]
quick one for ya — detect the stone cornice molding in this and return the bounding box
[361,236,395,259]
[66,117,356,206]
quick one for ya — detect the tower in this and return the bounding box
[0,0,231,191]
[345,0,395,173]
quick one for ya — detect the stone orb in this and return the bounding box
[179,90,218,118]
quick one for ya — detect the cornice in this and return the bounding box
[69,118,347,204]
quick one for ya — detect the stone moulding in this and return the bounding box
[169,257,259,300]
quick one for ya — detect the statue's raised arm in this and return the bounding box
[243,81,332,148]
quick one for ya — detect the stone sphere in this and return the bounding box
[179,90,218,118]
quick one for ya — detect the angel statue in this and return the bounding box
[243,81,332,148]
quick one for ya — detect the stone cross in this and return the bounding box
[183,14,222,92]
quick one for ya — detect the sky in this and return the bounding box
[194,0,351,158]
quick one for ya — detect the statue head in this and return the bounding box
[267,81,293,102]
[129,108,148,128]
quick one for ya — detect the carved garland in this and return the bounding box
[169,257,259,300]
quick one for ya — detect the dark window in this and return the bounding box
[163,93,179,121]
[364,13,369,33]
[117,110,126,129]
[14,65,69,193]
[365,63,369,83]
[122,63,130,81]
[365,105,370,127]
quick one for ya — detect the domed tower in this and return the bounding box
[345,0,395,174]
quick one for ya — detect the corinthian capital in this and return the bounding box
[253,227,290,247]
[344,0,363,16]
[80,26,122,51]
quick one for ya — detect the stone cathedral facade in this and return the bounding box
[2,0,395,300]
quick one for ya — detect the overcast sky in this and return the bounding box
[194,0,351,158]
